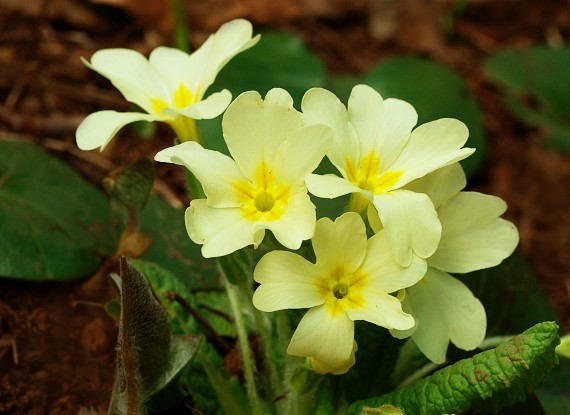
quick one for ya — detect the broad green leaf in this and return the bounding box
[0,140,115,280]
[347,321,560,415]
[485,46,570,151]
[199,31,325,154]
[108,258,200,415]
[363,57,486,176]
[138,195,218,289]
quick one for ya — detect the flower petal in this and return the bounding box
[183,19,260,98]
[373,190,441,266]
[255,193,317,250]
[429,192,519,273]
[309,340,358,375]
[76,110,161,151]
[359,231,427,293]
[347,85,417,168]
[87,49,168,114]
[306,173,365,199]
[312,213,367,274]
[287,305,354,366]
[273,124,332,186]
[404,268,486,363]
[345,289,415,330]
[388,118,474,186]
[155,141,245,207]
[148,46,189,96]
[185,200,254,257]
[166,89,232,120]
[301,87,360,172]
[222,89,303,180]
[253,251,323,312]
[403,163,466,209]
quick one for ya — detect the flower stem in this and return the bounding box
[171,0,190,52]
[223,275,264,415]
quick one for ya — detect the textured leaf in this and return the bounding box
[484,46,570,151]
[0,140,115,280]
[363,57,486,177]
[348,322,560,415]
[108,258,200,415]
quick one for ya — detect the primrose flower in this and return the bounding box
[302,85,475,266]
[76,19,260,150]
[253,212,426,369]
[390,164,519,363]
[155,88,331,257]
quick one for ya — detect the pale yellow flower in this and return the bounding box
[76,19,259,150]
[155,88,331,257]
[253,212,426,368]
[390,164,519,363]
[302,85,474,266]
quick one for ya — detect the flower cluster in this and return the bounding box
[155,84,519,372]
[78,19,519,374]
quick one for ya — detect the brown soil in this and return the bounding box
[1,0,569,413]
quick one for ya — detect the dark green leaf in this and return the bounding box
[484,46,570,151]
[103,157,155,211]
[347,322,560,415]
[138,195,218,289]
[363,57,486,176]
[458,249,558,336]
[0,140,115,280]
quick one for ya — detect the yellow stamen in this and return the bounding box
[345,152,403,195]
[233,162,291,222]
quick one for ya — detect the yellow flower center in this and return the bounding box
[333,283,349,299]
[320,266,368,316]
[150,84,200,143]
[254,191,275,212]
[345,152,403,195]
[151,84,197,115]
[233,162,291,222]
[173,84,195,108]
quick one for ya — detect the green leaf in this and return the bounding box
[138,195,218,289]
[213,31,325,105]
[108,258,200,415]
[347,322,560,415]
[129,259,200,335]
[485,46,570,151]
[363,57,486,176]
[199,31,325,154]
[0,140,115,280]
[103,157,155,211]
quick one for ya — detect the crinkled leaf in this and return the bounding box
[363,57,486,177]
[484,46,570,151]
[0,140,115,280]
[348,322,560,415]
